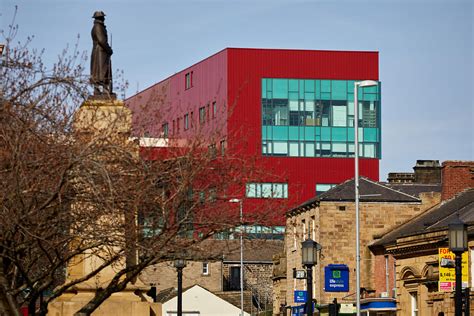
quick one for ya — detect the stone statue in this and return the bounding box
[90,11,113,96]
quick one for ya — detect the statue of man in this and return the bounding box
[90,11,113,96]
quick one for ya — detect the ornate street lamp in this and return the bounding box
[174,259,187,316]
[449,216,468,316]
[301,238,321,316]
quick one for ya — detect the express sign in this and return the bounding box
[324,264,349,292]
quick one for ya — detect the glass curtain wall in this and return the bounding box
[262,78,381,158]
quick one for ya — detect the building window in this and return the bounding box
[162,123,169,137]
[315,183,336,196]
[172,120,175,135]
[206,103,210,122]
[220,139,226,156]
[202,262,209,275]
[185,71,193,90]
[410,292,418,316]
[199,107,205,124]
[246,183,288,199]
[212,101,217,118]
[177,117,180,133]
[208,143,216,159]
[190,111,194,128]
[261,78,381,158]
[184,113,189,130]
[302,219,306,240]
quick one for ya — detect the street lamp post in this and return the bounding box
[174,259,186,316]
[301,238,320,316]
[354,80,378,316]
[229,198,244,316]
[448,216,468,316]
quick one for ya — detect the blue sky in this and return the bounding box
[1,0,472,180]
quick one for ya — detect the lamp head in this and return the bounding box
[448,216,468,253]
[301,238,321,266]
[357,80,378,87]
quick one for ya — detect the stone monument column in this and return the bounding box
[48,12,159,316]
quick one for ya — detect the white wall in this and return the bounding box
[162,285,249,316]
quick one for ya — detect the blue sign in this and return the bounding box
[291,303,315,316]
[324,264,349,292]
[294,290,307,303]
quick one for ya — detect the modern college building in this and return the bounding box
[126,48,381,226]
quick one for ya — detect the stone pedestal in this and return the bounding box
[48,97,158,316]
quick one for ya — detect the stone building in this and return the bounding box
[370,160,474,315]
[141,239,283,314]
[278,177,440,315]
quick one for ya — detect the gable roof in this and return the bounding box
[158,284,250,314]
[371,188,474,248]
[287,177,421,216]
[319,177,421,202]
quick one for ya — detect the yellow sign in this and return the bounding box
[438,248,468,292]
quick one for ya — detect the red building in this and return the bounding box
[126,48,381,227]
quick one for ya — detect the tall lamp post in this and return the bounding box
[229,198,244,316]
[354,80,378,316]
[448,216,468,316]
[174,258,186,316]
[301,238,321,316]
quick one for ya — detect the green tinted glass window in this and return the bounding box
[273,79,288,99]
[289,79,299,92]
[332,127,347,141]
[289,126,299,140]
[261,78,380,158]
[331,80,347,100]
[321,127,331,141]
[273,126,288,140]
[304,80,315,92]
[363,128,378,142]
[321,80,331,93]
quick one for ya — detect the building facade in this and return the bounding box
[277,177,441,315]
[371,161,474,316]
[126,48,382,225]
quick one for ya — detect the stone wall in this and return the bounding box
[140,260,222,294]
[284,196,439,307]
[223,262,274,307]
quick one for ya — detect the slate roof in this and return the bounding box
[319,177,421,202]
[370,188,474,248]
[221,239,283,262]
[166,239,283,263]
[384,183,442,197]
[287,177,422,216]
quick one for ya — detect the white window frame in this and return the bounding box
[202,262,209,275]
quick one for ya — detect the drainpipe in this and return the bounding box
[385,255,389,294]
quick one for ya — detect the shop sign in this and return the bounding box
[294,290,307,303]
[324,264,349,292]
[438,247,468,292]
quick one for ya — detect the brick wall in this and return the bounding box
[441,161,474,200]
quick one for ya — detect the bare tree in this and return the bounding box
[0,15,285,316]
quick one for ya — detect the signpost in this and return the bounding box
[439,248,469,292]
